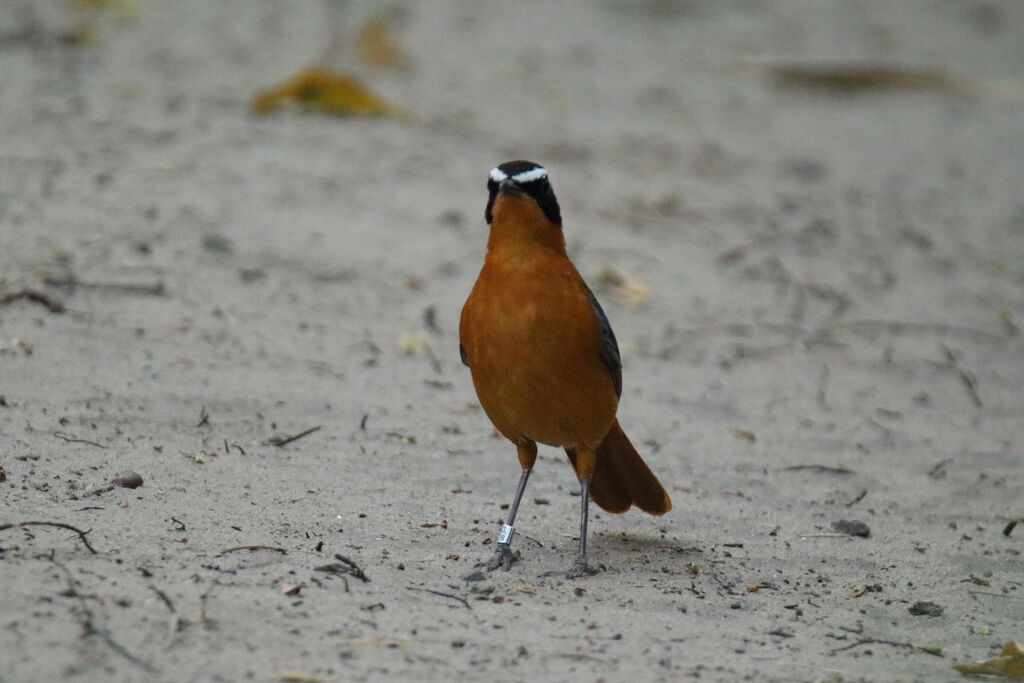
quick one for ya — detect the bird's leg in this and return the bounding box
[482,439,537,571]
[484,468,531,570]
[567,449,599,579]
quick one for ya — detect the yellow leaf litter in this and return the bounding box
[594,265,650,308]
[251,66,403,118]
[954,641,1024,679]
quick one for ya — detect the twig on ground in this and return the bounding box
[332,554,370,582]
[0,289,66,313]
[866,418,893,438]
[148,585,176,613]
[266,425,321,447]
[938,343,983,408]
[708,570,740,596]
[220,545,288,555]
[199,580,220,623]
[522,534,545,548]
[48,556,157,672]
[767,629,795,638]
[968,590,1024,600]
[83,484,117,498]
[0,521,98,554]
[798,533,849,539]
[781,465,854,475]
[53,431,108,449]
[148,584,179,647]
[423,305,441,335]
[550,653,605,662]
[829,637,941,657]
[927,458,953,478]
[845,489,868,507]
[43,276,166,297]
[315,554,370,583]
[407,586,471,609]
[223,438,246,455]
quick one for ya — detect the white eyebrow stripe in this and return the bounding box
[511,167,547,183]
[489,168,508,182]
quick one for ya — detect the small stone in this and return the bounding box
[202,233,233,254]
[908,601,944,617]
[111,471,144,489]
[461,570,487,582]
[832,519,870,537]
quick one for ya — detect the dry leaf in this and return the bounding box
[350,636,408,647]
[850,583,882,598]
[251,66,403,118]
[518,586,537,595]
[594,266,650,308]
[953,641,1024,679]
[277,671,325,683]
[399,330,430,356]
[747,60,975,96]
[732,428,757,443]
[358,17,411,71]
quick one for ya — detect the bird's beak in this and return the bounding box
[498,178,525,196]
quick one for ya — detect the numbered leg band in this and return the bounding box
[497,524,514,545]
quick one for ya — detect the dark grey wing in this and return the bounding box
[459,343,469,367]
[583,284,622,397]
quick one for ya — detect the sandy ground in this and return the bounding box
[1,1,1023,681]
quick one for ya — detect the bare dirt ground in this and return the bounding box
[1,1,1022,681]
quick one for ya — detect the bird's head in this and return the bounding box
[485,160,562,228]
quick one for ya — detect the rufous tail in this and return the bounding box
[566,419,672,515]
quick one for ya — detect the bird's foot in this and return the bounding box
[479,544,519,571]
[565,555,599,579]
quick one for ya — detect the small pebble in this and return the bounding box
[111,471,144,489]
[908,601,944,617]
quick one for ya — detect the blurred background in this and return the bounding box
[2,0,1021,353]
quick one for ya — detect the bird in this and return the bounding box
[459,160,672,578]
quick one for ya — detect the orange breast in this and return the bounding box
[460,247,618,449]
